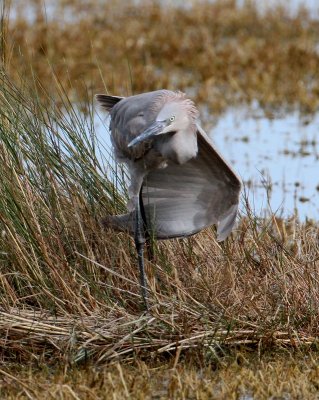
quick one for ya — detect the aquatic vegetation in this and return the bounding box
[4,0,319,113]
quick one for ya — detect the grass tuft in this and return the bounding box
[1,70,319,367]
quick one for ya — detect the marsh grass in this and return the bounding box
[2,351,319,399]
[1,68,319,368]
[1,1,319,397]
[6,0,319,114]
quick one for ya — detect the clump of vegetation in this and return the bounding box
[1,69,319,365]
[1,0,319,397]
[2,352,319,398]
[5,0,319,113]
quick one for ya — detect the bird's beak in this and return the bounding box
[128,120,167,147]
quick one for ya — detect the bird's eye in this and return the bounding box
[169,116,175,122]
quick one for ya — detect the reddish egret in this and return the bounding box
[96,90,241,309]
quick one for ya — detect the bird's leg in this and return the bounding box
[139,188,154,262]
[134,188,149,311]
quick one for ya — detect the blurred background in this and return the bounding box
[3,0,319,219]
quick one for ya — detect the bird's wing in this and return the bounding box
[140,124,242,241]
[96,94,124,112]
[104,125,241,241]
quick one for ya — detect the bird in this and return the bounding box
[96,90,241,310]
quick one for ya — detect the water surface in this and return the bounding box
[211,107,319,219]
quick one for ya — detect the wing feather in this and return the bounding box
[103,126,241,241]
[141,126,241,240]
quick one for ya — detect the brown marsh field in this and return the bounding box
[1,0,319,398]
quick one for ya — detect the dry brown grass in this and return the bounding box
[2,352,319,398]
[1,1,319,397]
[1,197,319,365]
[5,0,319,113]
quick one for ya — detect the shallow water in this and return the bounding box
[95,106,319,220]
[9,0,319,22]
[238,0,319,17]
[211,106,319,219]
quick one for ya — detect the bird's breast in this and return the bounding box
[155,130,198,165]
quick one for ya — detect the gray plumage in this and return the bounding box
[96,89,241,309]
[96,89,241,241]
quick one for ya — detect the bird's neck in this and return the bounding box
[155,126,198,165]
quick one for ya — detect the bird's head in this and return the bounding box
[128,99,199,148]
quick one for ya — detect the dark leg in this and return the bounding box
[135,190,149,310]
[139,188,155,262]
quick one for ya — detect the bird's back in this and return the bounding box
[107,90,173,161]
[98,90,196,162]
